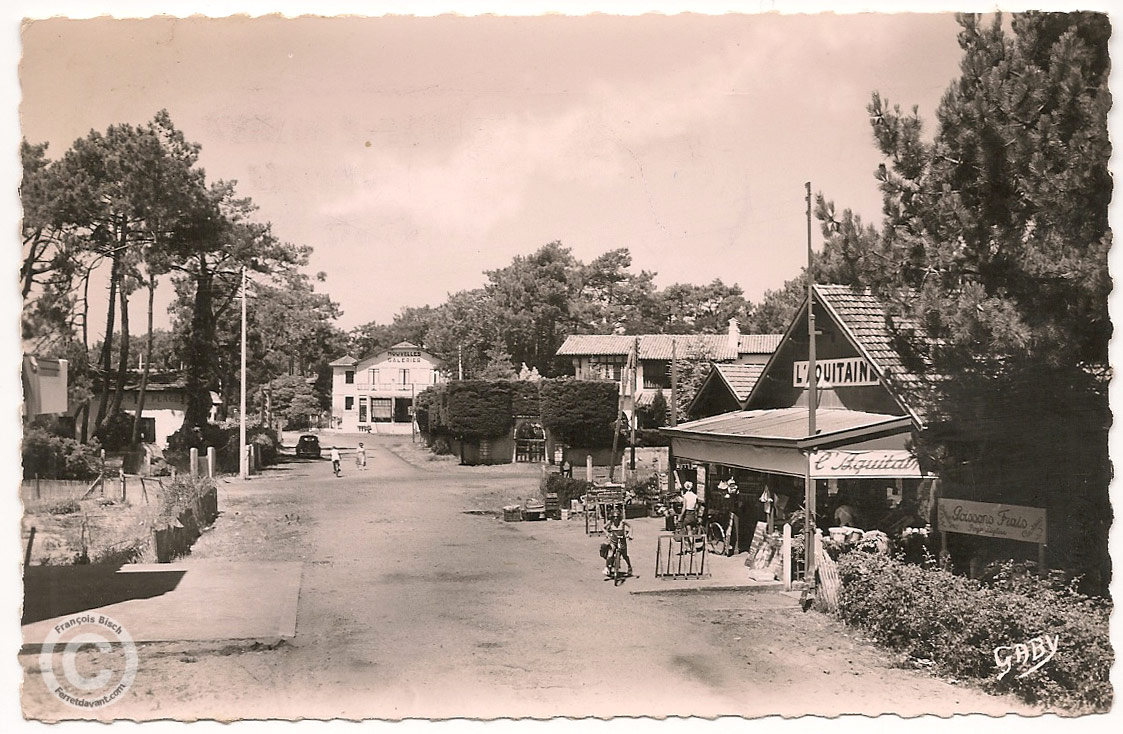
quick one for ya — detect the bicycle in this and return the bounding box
[606,530,634,586]
[706,509,738,557]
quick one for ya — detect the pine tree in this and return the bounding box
[827,12,1111,590]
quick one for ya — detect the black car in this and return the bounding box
[295,434,322,459]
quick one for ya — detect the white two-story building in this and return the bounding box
[330,342,444,433]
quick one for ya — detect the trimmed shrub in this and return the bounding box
[414,387,435,437]
[540,472,593,509]
[540,379,619,448]
[22,427,102,480]
[836,553,1112,712]
[634,428,671,447]
[511,381,541,417]
[446,380,513,439]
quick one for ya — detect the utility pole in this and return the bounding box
[458,344,463,380]
[804,181,817,581]
[629,336,639,471]
[239,266,248,481]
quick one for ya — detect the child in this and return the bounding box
[355,442,367,470]
[603,509,633,577]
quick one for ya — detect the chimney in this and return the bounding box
[727,317,740,352]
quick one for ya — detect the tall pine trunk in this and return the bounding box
[93,252,120,432]
[183,264,216,429]
[131,275,156,445]
[109,281,130,417]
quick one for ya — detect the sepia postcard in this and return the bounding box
[6,1,1119,728]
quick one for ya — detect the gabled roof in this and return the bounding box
[389,341,421,350]
[663,407,912,450]
[329,355,358,367]
[813,285,922,391]
[737,334,783,354]
[557,333,782,361]
[712,363,765,403]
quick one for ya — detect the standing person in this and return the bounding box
[679,481,700,533]
[603,509,634,578]
[330,446,342,477]
[355,442,367,471]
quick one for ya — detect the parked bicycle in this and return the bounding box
[706,479,740,556]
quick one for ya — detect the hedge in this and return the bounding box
[446,380,513,439]
[22,427,102,480]
[511,381,541,417]
[540,472,593,509]
[540,379,619,448]
[836,553,1112,712]
[414,386,436,436]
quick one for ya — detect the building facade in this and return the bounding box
[330,342,444,433]
[555,319,782,423]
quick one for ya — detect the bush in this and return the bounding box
[540,379,619,448]
[836,553,1112,712]
[540,472,593,509]
[160,474,216,521]
[248,425,280,466]
[22,427,102,480]
[93,410,135,451]
[446,380,512,439]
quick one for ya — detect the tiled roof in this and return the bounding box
[665,407,911,444]
[713,363,765,403]
[557,333,781,361]
[738,334,783,354]
[329,355,357,367]
[813,285,921,390]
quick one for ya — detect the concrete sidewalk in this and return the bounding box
[22,561,302,649]
[516,513,790,597]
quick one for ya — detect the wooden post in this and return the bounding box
[586,455,593,483]
[1038,543,1047,573]
[24,527,36,570]
[120,469,126,503]
[940,530,948,566]
[189,447,199,477]
[207,447,216,478]
[35,473,40,500]
[782,523,792,591]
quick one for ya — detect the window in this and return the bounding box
[371,398,392,421]
[400,368,409,385]
[345,370,354,384]
[368,368,378,384]
[345,396,354,411]
[593,356,626,381]
[643,360,670,389]
[139,417,156,444]
[358,397,368,423]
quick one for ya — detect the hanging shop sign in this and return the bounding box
[810,450,926,479]
[793,357,880,388]
[937,498,1047,544]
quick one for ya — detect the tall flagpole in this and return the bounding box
[239,266,248,481]
[805,181,817,581]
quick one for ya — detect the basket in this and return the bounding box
[503,505,523,522]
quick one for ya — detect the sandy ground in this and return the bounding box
[20,435,1036,721]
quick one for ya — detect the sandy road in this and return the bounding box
[21,435,1032,720]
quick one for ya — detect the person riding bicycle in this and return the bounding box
[603,509,634,577]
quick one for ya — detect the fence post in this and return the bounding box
[120,469,127,503]
[189,447,199,478]
[35,473,41,500]
[586,455,593,483]
[207,447,216,478]
[782,523,792,591]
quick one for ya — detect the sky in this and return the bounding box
[17,10,970,334]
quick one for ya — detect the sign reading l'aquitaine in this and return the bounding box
[937,498,1047,544]
[793,357,880,388]
[811,450,926,479]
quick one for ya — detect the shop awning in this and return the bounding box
[662,407,919,478]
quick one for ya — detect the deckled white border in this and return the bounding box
[1,2,1118,734]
